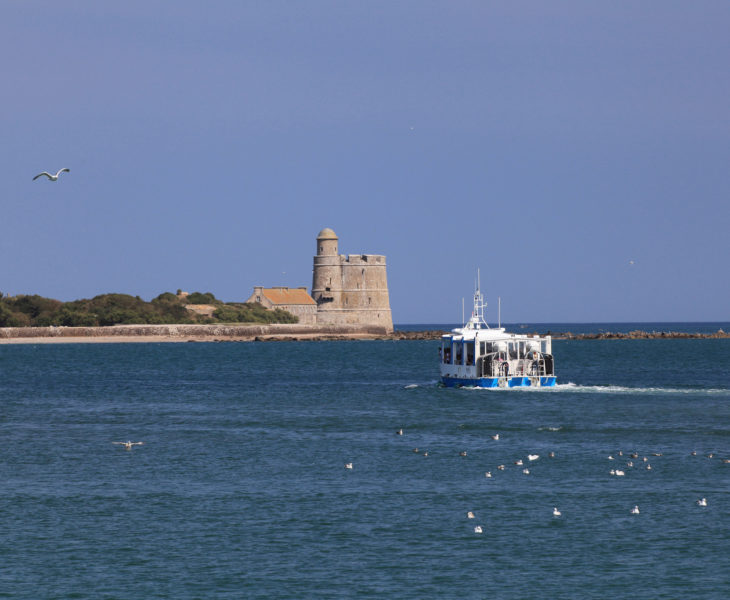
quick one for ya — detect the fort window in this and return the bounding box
[256,296,261,302]
[325,287,331,292]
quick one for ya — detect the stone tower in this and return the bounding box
[311,228,393,332]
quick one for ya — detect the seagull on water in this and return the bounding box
[631,505,640,514]
[33,168,70,181]
[474,526,483,534]
[467,511,475,519]
[344,462,353,469]
[696,498,707,507]
[112,441,144,450]
[485,471,492,478]
[553,507,561,517]
[491,434,500,440]
[528,454,539,461]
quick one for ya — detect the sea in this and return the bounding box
[1,322,729,599]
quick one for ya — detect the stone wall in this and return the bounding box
[0,323,391,342]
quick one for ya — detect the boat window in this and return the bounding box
[465,342,475,366]
[455,342,463,365]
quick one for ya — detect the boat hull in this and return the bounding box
[440,376,557,388]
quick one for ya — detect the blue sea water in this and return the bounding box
[1,333,729,599]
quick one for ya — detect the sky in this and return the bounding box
[2,1,729,323]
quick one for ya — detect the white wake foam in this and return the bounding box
[461,382,729,395]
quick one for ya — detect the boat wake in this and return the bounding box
[461,382,729,395]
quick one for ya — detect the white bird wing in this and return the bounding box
[132,442,144,446]
[112,441,125,445]
[56,168,70,176]
[33,172,52,180]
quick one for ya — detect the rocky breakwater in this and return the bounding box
[548,329,729,340]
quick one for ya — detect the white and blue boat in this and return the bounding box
[439,279,556,388]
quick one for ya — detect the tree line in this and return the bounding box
[0,292,298,327]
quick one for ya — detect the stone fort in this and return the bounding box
[247,228,393,332]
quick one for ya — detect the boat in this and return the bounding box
[439,278,556,388]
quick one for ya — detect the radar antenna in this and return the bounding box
[467,268,489,330]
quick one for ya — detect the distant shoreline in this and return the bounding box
[0,324,727,344]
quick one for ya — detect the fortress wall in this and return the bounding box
[0,323,391,342]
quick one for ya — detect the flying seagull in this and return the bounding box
[113,441,144,450]
[33,168,70,181]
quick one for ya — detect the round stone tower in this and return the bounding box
[311,228,393,332]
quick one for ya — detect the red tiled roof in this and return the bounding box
[262,288,316,305]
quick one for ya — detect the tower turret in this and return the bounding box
[316,228,338,256]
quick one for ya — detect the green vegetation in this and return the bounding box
[0,291,298,327]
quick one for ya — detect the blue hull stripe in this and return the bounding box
[441,376,557,388]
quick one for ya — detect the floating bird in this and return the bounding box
[515,459,523,466]
[33,168,70,181]
[691,451,697,456]
[344,462,353,469]
[643,456,648,462]
[631,505,640,514]
[610,469,616,476]
[423,451,428,457]
[646,464,652,471]
[474,526,483,534]
[112,441,143,450]
[615,470,625,476]
[608,455,614,460]
[553,507,561,517]
[723,459,730,464]
[548,452,555,458]
[696,498,707,507]
[497,464,505,470]
[412,448,419,453]
[459,451,467,457]
[491,434,500,440]
[522,468,530,475]
[485,471,492,478]
[618,450,623,456]
[707,453,714,459]
[467,511,475,519]
[396,428,403,435]
[630,452,639,459]
[651,453,663,457]
[528,454,539,461]
[627,461,634,468]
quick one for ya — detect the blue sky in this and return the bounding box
[2,1,728,323]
